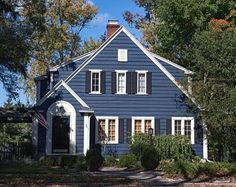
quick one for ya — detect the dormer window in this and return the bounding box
[118,49,128,62]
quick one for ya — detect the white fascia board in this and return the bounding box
[150,52,194,75]
[36,80,89,108]
[49,50,97,71]
[64,26,123,83]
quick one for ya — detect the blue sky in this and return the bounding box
[0,0,144,107]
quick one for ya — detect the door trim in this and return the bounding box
[46,101,76,154]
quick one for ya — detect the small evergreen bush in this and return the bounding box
[118,154,137,167]
[141,147,159,170]
[58,155,77,168]
[104,156,118,167]
[85,149,103,171]
[75,155,87,171]
[39,155,56,167]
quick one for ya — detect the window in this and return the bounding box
[116,70,127,94]
[136,71,147,94]
[132,117,154,135]
[96,117,119,144]
[118,49,128,62]
[90,70,101,94]
[171,117,194,144]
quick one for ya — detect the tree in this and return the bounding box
[23,0,97,100]
[0,0,30,98]
[124,0,235,66]
[190,17,236,161]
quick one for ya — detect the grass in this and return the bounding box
[0,163,135,186]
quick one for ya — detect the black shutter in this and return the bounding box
[101,71,106,94]
[155,118,160,135]
[126,72,132,94]
[85,71,91,93]
[166,119,171,134]
[90,115,96,149]
[131,72,137,94]
[119,119,124,143]
[147,72,152,94]
[126,119,132,143]
[111,72,116,94]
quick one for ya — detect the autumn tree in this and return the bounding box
[23,0,97,100]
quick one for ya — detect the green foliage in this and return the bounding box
[130,134,193,161]
[118,154,137,168]
[141,147,159,170]
[85,149,103,171]
[75,155,87,171]
[39,155,56,167]
[58,155,77,168]
[193,156,201,163]
[162,160,197,178]
[21,142,36,158]
[104,156,118,167]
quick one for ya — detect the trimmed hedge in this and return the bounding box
[141,147,159,170]
[85,149,103,171]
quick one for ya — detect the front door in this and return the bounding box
[52,116,70,153]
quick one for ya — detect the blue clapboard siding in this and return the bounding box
[63,31,203,156]
[37,86,84,154]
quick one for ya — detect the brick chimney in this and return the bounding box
[106,20,120,38]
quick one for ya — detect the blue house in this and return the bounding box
[32,20,208,159]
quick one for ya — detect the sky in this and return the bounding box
[0,0,144,107]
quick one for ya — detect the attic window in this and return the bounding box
[118,49,127,62]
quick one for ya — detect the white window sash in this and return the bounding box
[118,49,128,62]
[90,70,102,94]
[171,117,195,144]
[115,70,127,94]
[136,71,148,94]
[131,116,155,135]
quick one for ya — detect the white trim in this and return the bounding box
[64,26,122,83]
[36,80,89,108]
[32,116,38,153]
[203,122,208,159]
[90,70,101,94]
[49,50,96,71]
[116,70,127,94]
[96,116,119,144]
[150,52,193,75]
[136,71,147,94]
[46,101,76,154]
[131,116,155,135]
[118,49,128,62]
[83,114,91,155]
[49,72,53,90]
[171,117,195,144]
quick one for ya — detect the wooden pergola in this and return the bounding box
[0,107,33,123]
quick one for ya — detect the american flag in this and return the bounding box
[34,111,48,129]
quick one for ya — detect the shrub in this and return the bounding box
[118,154,137,168]
[104,156,118,167]
[58,155,77,168]
[75,155,87,171]
[21,142,36,158]
[39,155,56,167]
[141,147,159,170]
[193,156,201,163]
[162,160,197,178]
[85,149,103,171]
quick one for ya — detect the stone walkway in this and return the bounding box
[95,167,236,186]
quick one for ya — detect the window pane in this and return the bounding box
[137,73,146,93]
[98,120,106,142]
[144,120,152,133]
[184,120,191,140]
[118,73,125,93]
[135,120,142,134]
[174,120,181,135]
[108,120,116,142]
[92,72,99,92]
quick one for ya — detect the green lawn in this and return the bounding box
[0,164,136,186]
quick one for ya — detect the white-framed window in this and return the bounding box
[96,116,119,144]
[132,117,154,135]
[136,71,147,94]
[90,69,102,94]
[171,117,195,144]
[118,49,128,62]
[116,70,127,94]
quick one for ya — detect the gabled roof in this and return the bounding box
[36,25,197,107]
[36,80,90,108]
